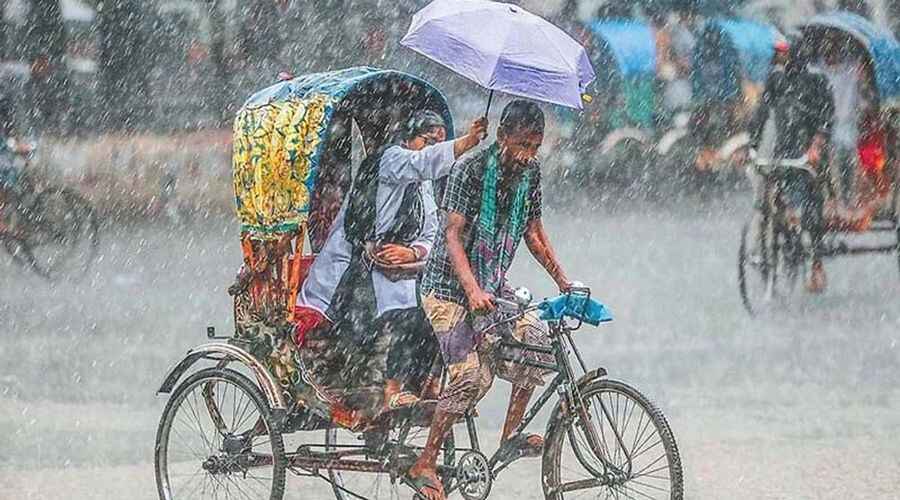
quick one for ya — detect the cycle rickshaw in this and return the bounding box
[154,67,683,499]
[738,12,900,314]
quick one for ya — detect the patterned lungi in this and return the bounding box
[422,292,552,415]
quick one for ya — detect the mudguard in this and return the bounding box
[156,342,288,411]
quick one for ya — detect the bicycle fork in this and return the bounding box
[551,325,633,480]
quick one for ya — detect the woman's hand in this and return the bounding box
[375,244,418,265]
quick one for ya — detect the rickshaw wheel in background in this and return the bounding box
[25,187,100,281]
[738,219,807,315]
[155,367,287,500]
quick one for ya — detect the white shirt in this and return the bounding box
[297,141,456,318]
[824,62,861,150]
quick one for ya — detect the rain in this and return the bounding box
[1,1,898,499]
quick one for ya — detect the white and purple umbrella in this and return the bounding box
[400,0,596,112]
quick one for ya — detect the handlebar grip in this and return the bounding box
[492,297,519,310]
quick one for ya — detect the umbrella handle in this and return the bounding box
[482,90,494,140]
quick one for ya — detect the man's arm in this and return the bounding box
[748,71,778,150]
[524,218,570,291]
[446,211,494,312]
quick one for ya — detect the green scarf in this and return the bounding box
[472,143,532,296]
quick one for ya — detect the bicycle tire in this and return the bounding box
[155,367,286,500]
[543,378,683,500]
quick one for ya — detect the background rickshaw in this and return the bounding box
[553,19,661,198]
[153,66,683,499]
[659,17,781,190]
[738,11,900,314]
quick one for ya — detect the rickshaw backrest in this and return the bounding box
[230,67,454,329]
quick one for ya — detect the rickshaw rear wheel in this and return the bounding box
[155,367,286,500]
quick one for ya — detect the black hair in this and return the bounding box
[403,109,445,141]
[785,34,813,77]
[499,99,544,136]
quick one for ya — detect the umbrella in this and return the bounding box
[400,0,596,113]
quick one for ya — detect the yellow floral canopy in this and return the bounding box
[232,67,455,239]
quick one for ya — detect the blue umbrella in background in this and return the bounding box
[400,0,596,113]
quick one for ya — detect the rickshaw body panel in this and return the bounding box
[587,20,657,130]
[692,18,781,102]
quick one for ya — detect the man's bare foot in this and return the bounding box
[406,465,444,500]
[807,261,827,294]
[498,433,544,460]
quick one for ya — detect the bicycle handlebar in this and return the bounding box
[479,285,593,335]
[752,156,815,175]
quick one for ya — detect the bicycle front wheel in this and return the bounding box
[543,378,683,500]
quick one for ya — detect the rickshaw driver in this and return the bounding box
[749,40,834,293]
[409,100,573,500]
[293,110,488,414]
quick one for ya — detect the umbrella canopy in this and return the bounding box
[401,0,595,109]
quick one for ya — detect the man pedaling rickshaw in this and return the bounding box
[748,39,834,293]
[409,100,574,500]
[292,109,487,416]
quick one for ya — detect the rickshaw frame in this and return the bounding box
[156,290,685,500]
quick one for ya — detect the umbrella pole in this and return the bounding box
[484,89,494,118]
